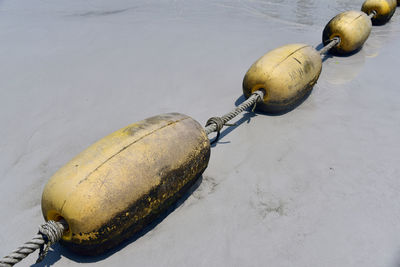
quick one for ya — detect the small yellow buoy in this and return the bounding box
[362,0,397,25]
[41,113,210,255]
[322,11,372,55]
[242,44,322,113]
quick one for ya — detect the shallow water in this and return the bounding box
[1,1,400,266]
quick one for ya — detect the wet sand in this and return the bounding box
[1,0,400,266]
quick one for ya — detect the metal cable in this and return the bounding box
[0,220,66,267]
[319,37,341,55]
[204,90,265,142]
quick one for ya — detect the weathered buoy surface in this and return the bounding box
[322,11,372,55]
[362,0,396,25]
[41,113,210,255]
[243,44,322,113]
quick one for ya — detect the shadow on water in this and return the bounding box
[210,88,313,146]
[315,42,325,51]
[316,42,365,62]
[209,109,256,148]
[31,176,204,266]
[315,43,334,63]
[318,42,371,85]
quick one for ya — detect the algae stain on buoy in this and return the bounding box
[243,44,322,113]
[41,113,210,255]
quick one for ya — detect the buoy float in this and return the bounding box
[322,11,372,55]
[41,113,210,255]
[362,0,397,25]
[243,44,322,113]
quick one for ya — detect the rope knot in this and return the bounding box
[38,220,64,244]
[253,90,265,102]
[205,117,224,144]
[251,90,265,111]
[206,117,224,132]
[36,220,65,263]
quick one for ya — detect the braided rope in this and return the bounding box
[0,220,66,267]
[204,90,265,140]
[319,37,341,55]
[368,10,377,19]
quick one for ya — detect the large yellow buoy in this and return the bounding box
[362,0,397,25]
[41,113,210,255]
[322,11,372,55]
[243,44,322,113]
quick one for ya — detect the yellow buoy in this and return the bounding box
[243,44,322,113]
[362,0,397,25]
[322,11,372,55]
[41,113,210,255]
